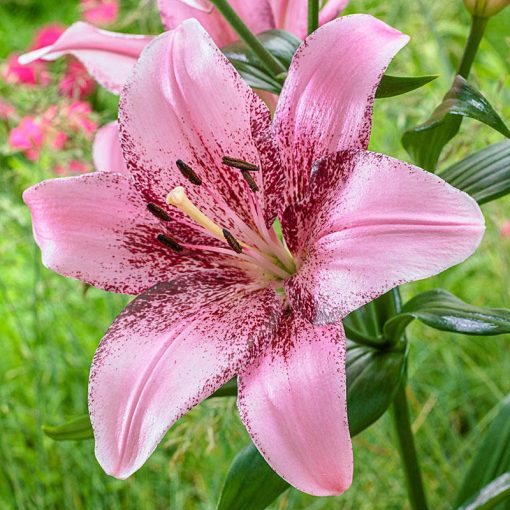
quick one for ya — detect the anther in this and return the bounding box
[222,229,243,254]
[147,203,171,221]
[222,156,259,172]
[240,169,259,192]
[176,159,202,186]
[157,234,184,253]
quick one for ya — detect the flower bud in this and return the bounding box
[463,0,510,17]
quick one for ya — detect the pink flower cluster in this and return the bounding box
[8,101,97,166]
[2,24,95,99]
[80,0,119,26]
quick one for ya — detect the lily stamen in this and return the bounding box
[176,160,202,186]
[222,156,260,172]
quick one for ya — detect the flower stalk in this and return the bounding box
[457,15,488,78]
[307,0,320,35]
[208,0,287,77]
[381,288,429,510]
[391,381,429,510]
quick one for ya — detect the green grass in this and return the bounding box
[1,1,510,509]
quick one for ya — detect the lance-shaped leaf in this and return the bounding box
[456,474,510,510]
[375,74,438,99]
[42,415,93,441]
[384,289,510,340]
[440,140,510,204]
[223,29,438,98]
[455,395,510,510]
[217,340,407,510]
[402,75,510,171]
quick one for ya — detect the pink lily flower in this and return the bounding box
[159,0,349,43]
[18,0,348,96]
[24,17,485,496]
[92,121,128,174]
[19,22,153,94]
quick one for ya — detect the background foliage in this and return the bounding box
[0,0,509,508]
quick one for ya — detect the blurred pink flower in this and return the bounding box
[9,117,45,160]
[62,100,98,136]
[81,0,119,25]
[50,131,69,150]
[500,221,510,238]
[54,159,91,175]
[30,24,66,50]
[0,99,16,120]
[59,60,96,99]
[3,53,51,86]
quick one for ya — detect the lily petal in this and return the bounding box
[238,311,352,496]
[270,0,348,38]
[90,273,281,479]
[19,22,153,94]
[157,0,275,47]
[273,14,409,204]
[93,121,128,174]
[23,172,228,294]
[120,20,283,239]
[283,150,485,325]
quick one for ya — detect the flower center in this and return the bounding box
[149,158,296,282]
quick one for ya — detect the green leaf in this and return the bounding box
[217,340,407,509]
[440,140,510,204]
[346,340,407,435]
[210,378,238,398]
[223,29,301,94]
[375,74,438,99]
[455,394,510,509]
[402,75,510,171]
[224,30,438,99]
[42,415,93,441]
[456,474,510,510]
[384,289,510,340]
[217,444,289,510]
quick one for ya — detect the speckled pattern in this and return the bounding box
[283,150,485,324]
[22,16,487,496]
[89,269,281,479]
[273,15,409,207]
[238,311,352,496]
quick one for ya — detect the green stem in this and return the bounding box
[377,288,428,509]
[307,0,319,35]
[209,0,287,77]
[391,382,429,510]
[457,15,488,79]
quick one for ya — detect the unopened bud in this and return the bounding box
[464,0,510,17]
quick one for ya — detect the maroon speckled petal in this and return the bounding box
[89,270,281,479]
[238,311,352,496]
[119,20,284,241]
[23,172,234,294]
[283,150,485,324]
[273,14,409,206]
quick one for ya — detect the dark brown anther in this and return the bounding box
[147,203,171,221]
[240,169,259,192]
[222,156,260,172]
[176,159,202,186]
[157,234,184,253]
[222,229,243,254]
